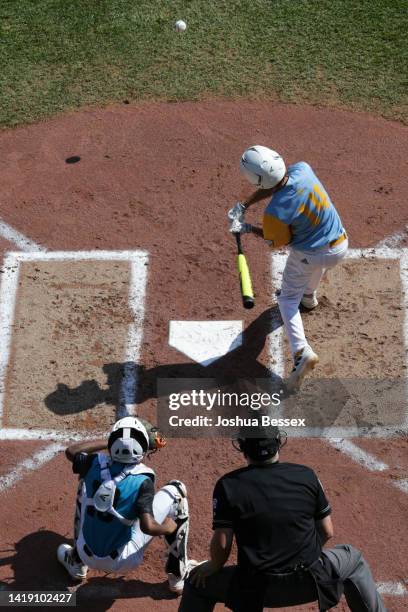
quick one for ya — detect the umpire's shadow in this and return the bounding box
[44,306,284,415]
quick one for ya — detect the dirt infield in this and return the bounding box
[0,100,407,610]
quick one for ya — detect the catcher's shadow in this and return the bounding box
[75,576,178,607]
[0,530,177,609]
[44,306,284,415]
[44,363,124,415]
[0,531,71,592]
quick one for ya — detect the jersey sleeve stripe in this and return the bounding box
[315,504,331,519]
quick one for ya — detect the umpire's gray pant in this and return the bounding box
[324,545,386,612]
[178,544,386,611]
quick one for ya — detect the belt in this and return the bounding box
[329,231,347,248]
[264,563,310,576]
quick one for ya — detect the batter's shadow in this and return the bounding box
[137,305,284,404]
[44,306,285,415]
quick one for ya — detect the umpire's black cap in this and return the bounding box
[234,420,284,461]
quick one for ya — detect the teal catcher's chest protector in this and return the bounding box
[86,454,155,526]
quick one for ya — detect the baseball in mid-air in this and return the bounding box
[175,19,187,33]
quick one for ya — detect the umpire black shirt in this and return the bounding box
[212,461,331,573]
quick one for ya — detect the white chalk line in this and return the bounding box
[376,226,408,250]
[0,253,21,422]
[0,222,45,418]
[398,250,408,430]
[0,442,64,492]
[328,438,408,497]
[269,250,286,379]
[3,250,148,262]
[0,428,103,441]
[328,439,388,471]
[0,218,45,252]
[326,431,403,487]
[393,478,408,494]
[118,255,149,418]
[377,582,407,596]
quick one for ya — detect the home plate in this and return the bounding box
[169,321,243,366]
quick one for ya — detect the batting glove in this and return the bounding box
[227,202,246,222]
[229,219,253,234]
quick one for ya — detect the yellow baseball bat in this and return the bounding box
[235,233,255,309]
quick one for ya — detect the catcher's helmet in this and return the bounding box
[108,416,149,464]
[240,145,286,189]
[233,422,286,461]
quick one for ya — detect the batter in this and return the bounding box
[228,145,348,391]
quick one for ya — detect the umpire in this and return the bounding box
[179,424,386,612]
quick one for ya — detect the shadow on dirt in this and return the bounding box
[0,530,70,591]
[0,530,176,610]
[75,576,177,609]
[44,365,124,415]
[44,306,284,416]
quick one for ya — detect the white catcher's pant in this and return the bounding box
[277,239,348,355]
[76,484,180,573]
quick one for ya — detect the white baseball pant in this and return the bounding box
[277,239,348,355]
[76,484,181,573]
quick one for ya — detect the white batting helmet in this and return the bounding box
[240,145,286,189]
[108,417,149,464]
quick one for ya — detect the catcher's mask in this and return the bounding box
[108,416,149,464]
[232,423,287,461]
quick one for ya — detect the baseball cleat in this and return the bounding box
[301,292,318,310]
[167,559,200,595]
[57,544,88,581]
[286,346,319,392]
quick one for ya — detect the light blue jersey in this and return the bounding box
[264,162,344,250]
[82,457,150,557]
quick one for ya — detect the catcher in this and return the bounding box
[229,146,348,390]
[57,416,196,595]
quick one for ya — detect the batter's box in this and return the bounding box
[0,251,148,440]
[270,247,408,437]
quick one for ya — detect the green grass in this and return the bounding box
[0,0,407,127]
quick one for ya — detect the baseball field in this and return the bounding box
[0,1,407,610]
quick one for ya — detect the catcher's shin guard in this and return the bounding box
[74,480,83,542]
[163,480,190,578]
